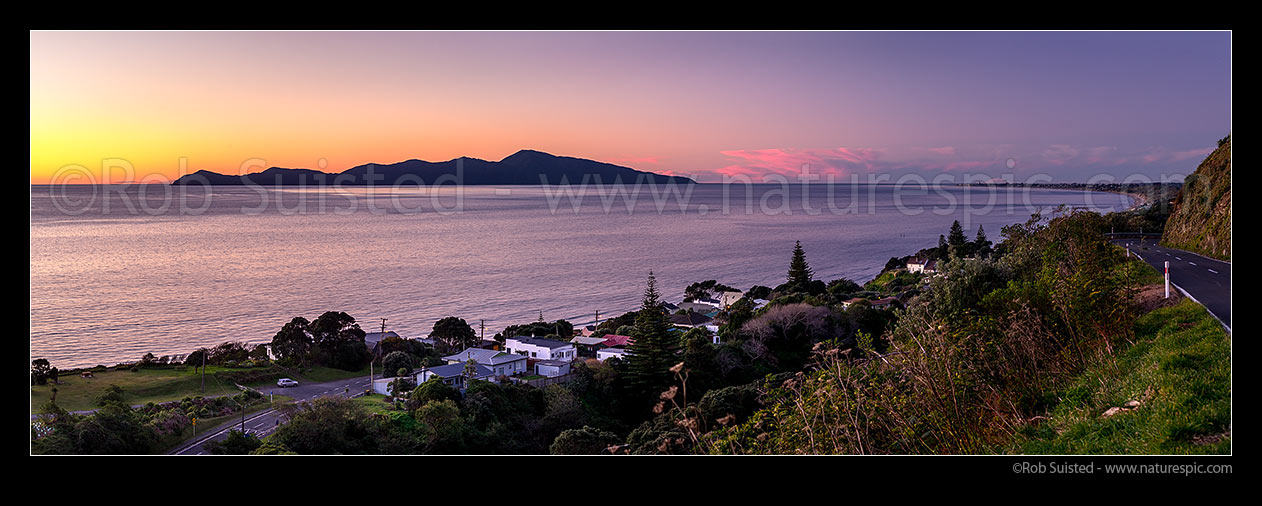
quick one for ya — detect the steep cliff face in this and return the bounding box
[1161,136,1231,260]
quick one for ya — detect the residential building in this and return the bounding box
[418,362,495,389]
[596,347,629,361]
[907,257,939,274]
[719,290,744,308]
[534,359,571,377]
[505,336,577,361]
[442,348,528,377]
[372,372,420,395]
[363,331,401,355]
[669,312,713,328]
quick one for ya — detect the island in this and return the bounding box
[170,150,695,186]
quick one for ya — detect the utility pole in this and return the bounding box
[200,348,206,393]
[371,318,387,385]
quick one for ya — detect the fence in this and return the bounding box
[514,373,575,388]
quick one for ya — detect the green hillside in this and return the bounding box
[1161,136,1231,260]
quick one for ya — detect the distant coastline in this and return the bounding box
[958,181,1182,211]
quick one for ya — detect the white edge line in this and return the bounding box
[1169,281,1231,334]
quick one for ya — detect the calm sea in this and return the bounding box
[30,183,1132,369]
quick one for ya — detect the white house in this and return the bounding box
[907,258,939,274]
[719,290,744,308]
[504,336,577,361]
[703,324,722,344]
[443,348,529,377]
[534,359,571,378]
[596,347,629,361]
[372,372,420,395]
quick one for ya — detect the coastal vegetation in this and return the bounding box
[1161,135,1231,260]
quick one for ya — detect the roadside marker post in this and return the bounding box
[1165,261,1170,299]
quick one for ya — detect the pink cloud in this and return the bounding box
[715,147,888,178]
[694,142,1213,182]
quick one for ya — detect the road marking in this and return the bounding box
[1208,269,1219,274]
[1188,262,1196,266]
[1175,257,1183,261]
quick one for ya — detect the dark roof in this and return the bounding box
[425,363,493,378]
[363,331,400,344]
[669,313,713,326]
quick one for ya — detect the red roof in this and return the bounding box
[602,334,634,347]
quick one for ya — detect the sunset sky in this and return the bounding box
[30,31,1231,184]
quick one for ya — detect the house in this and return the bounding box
[505,336,577,361]
[363,331,401,355]
[841,297,868,309]
[871,297,901,310]
[596,347,629,361]
[907,257,939,274]
[418,362,495,389]
[570,336,609,357]
[442,348,528,377]
[534,359,572,378]
[372,372,420,395]
[719,290,744,308]
[579,325,598,337]
[703,324,722,344]
[677,301,720,315]
[669,312,713,328]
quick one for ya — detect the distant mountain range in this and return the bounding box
[170,150,695,186]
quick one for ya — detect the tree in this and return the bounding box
[947,220,968,258]
[430,317,477,354]
[684,280,738,302]
[308,312,370,371]
[32,358,51,385]
[414,399,468,454]
[184,349,207,372]
[407,378,461,410]
[550,425,622,455]
[786,241,814,289]
[381,351,414,377]
[205,429,262,455]
[974,224,993,258]
[269,317,312,366]
[624,271,680,406]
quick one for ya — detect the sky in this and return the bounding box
[30,31,1231,184]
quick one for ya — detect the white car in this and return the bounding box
[277,378,299,387]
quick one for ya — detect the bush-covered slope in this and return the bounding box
[1162,136,1231,260]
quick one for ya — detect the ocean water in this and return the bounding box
[30,183,1132,369]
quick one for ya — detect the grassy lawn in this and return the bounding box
[353,394,399,415]
[1011,298,1231,454]
[30,364,367,414]
[294,365,370,383]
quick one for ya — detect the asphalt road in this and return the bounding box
[1113,238,1231,330]
[169,375,372,455]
